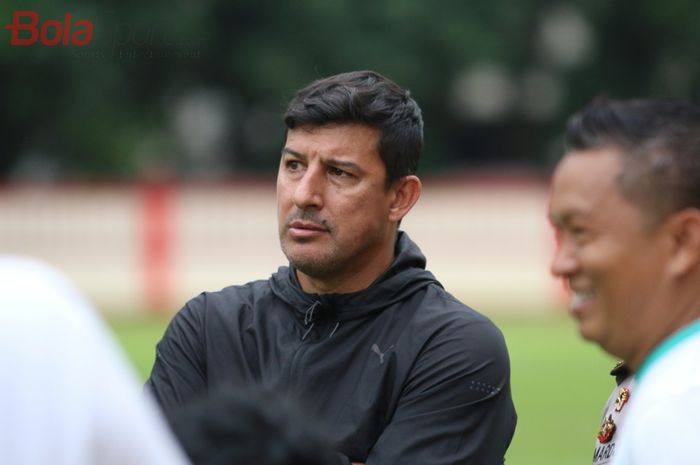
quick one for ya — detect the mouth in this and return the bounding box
[287,219,329,239]
[570,289,594,313]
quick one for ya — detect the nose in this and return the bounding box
[550,239,578,279]
[293,167,323,210]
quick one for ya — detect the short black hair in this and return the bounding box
[167,389,340,465]
[565,97,700,223]
[284,70,423,188]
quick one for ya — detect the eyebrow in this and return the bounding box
[548,212,566,227]
[281,147,305,159]
[549,209,587,227]
[281,148,365,174]
[282,147,307,160]
[325,158,364,174]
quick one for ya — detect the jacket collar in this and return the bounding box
[269,231,440,323]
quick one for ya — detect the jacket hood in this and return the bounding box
[269,231,440,324]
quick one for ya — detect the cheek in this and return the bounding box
[332,199,385,234]
[276,182,293,206]
[596,254,654,321]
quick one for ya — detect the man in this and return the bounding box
[549,98,700,465]
[147,70,516,464]
[0,256,189,465]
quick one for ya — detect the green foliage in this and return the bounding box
[3,1,699,178]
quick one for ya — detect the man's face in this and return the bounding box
[548,147,668,360]
[277,123,397,288]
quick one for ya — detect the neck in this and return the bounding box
[627,291,700,371]
[634,317,700,380]
[297,245,395,294]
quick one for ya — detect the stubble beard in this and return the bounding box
[278,210,341,278]
[279,227,386,281]
[281,237,344,279]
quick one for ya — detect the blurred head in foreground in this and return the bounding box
[0,256,188,465]
[548,98,700,370]
[167,388,340,465]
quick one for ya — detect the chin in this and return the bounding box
[576,320,603,344]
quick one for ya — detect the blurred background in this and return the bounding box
[1,1,699,463]
[3,0,699,313]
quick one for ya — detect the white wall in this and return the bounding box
[0,178,562,316]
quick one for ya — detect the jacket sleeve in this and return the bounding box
[366,319,517,465]
[145,296,208,411]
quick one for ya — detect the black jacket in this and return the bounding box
[147,232,517,464]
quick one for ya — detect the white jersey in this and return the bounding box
[593,368,634,465]
[0,256,190,465]
[612,319,700,465]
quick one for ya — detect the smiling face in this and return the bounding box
[548,147,670,363]
[277,123,402,294]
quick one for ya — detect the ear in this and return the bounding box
[388,175,422,223]
[665,208,700,278]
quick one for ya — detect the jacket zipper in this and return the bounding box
[286,300,320,391]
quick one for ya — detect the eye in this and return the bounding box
[570,225,586,236]
[569,225,593,243]
[328,166,352,178]
[286,159,303,171]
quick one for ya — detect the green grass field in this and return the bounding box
[110,313,615,465]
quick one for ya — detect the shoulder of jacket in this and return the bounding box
[179,278,276,315]
[417,285,492,320]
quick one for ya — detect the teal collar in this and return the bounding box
[636,318,700,382]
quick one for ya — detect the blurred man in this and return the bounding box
[0,256,189,465]
[147,70,517,464]
[549,98,700,465]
